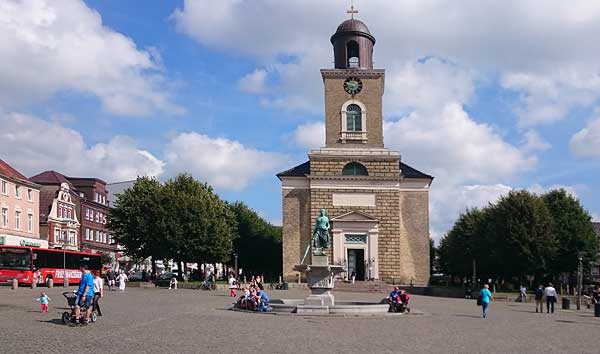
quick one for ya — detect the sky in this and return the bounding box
[1,0,599,240]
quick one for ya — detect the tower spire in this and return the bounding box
[347,0,358,19]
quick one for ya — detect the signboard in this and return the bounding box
[19,240,42,247]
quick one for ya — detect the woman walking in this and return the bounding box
[479,284,494,318]
[117,270,128,292]
[92,271,104,316]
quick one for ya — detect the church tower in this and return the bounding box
[278,10,434,286]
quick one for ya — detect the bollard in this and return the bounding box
[63,278,69,288]
[11,278,18,290]
[47,278,54,288]
[31,280,36,289]
[595,303,600,317]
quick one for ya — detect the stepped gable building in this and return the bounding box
[277,16,433,285]
[0,159,45,247]
[30,171,81,251]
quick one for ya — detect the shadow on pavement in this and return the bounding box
[37,318,65,326]
[450,314,482,319]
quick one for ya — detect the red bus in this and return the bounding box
[0,246,101,286]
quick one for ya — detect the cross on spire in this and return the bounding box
[347,0,358,19]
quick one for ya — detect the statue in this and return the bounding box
[312,209,330,256]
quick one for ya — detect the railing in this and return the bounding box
[340,131,367,143]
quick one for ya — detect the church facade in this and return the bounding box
[278,17,433,285]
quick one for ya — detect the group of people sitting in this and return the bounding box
[235,283,272,312]
[386,286,411,313]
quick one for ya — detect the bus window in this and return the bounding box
[0,247,31,270]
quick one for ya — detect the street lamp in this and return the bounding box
[577,254,584,311]
[233,253,238,278]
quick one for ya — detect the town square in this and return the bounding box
[1,1,600,353]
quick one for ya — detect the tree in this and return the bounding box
[542,189,597,275]
[484,190,557,281]
[231,202,282,279]
[163,174,237,275]
[107,177,171,275]
[438,208,487,279]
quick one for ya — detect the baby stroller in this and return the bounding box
[61,291,97,325]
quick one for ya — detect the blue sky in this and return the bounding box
[1,0,599,239]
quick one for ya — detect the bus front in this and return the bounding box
[0,246,33,285]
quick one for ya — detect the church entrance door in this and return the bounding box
[347,249,365,281]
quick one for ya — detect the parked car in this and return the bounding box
[128,271,144,282]
[155,272,178,287]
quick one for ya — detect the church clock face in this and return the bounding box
[344,76,363,95]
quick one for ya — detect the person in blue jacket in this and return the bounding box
[479,284,494,318]
[74,263,95,325]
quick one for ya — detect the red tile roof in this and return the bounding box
[30,170,74,186]
[0,159,28,181]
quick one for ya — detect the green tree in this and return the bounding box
[438,208,487,279]
[107,177,171,274]
[231,202,282,279]
[542,189,597,275]
[163,174,237,272]
[485,190,557,280]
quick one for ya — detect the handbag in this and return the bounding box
[476,295,482,306]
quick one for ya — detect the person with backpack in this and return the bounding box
[534,284,545,313]
[478,284,494,318]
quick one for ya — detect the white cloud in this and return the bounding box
[570,116,600,158]
[521,130,551,153]
[291,121,325,150]
[163,132,286,191]
[238,69,268,94]
[172,0,600,123]
[0,0,182,116]
[0,112,163,181]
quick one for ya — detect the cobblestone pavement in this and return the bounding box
[1,285,600,354]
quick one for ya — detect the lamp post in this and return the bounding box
[577,255,583,311]
[233,253,238,278]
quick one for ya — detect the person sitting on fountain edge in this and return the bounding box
[256,287,271,312]
[387,287,400,310]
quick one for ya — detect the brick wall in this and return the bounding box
[282,187,311,281]
[310,157,399,178]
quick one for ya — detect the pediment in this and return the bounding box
[331,210,378,222]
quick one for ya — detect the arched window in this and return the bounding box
[347,41,359,68]
[342,162,368,176]
[346,104,362,131]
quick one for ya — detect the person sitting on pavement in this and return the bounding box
[398,290,411,313]
[255,287,271,312]
[387,286,401,311]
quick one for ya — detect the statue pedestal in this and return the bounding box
[294,255,345,313]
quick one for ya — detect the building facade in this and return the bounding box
[67,178,115,258]
[30,171,81,251]
[0,159,46,248]
[278,17,433,285]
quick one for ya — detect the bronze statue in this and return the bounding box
[312,209,330,256]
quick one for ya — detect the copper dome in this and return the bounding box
[336,19,371,35]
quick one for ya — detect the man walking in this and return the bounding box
[545,283,558,314]
[74,263,94,325]
[534,284,544,313]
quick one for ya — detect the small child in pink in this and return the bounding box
[36,291,50,313]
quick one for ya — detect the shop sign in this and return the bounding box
[20,240,42,247]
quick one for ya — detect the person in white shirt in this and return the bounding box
[92,271,104,316]
[169,276,178,290]
[228,275,237,297]
[544,283,558,314]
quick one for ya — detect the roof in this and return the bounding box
[276,161,310,178]
[30,170,74,186]
[67,177,107,185]
[336,19,371,35]
[0,159,28,181]
[276,160,434,180]
[400,162,434,180]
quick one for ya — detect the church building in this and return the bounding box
[277,15,433,285]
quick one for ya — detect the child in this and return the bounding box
[36,291,50,313]
[169,276,178,290]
